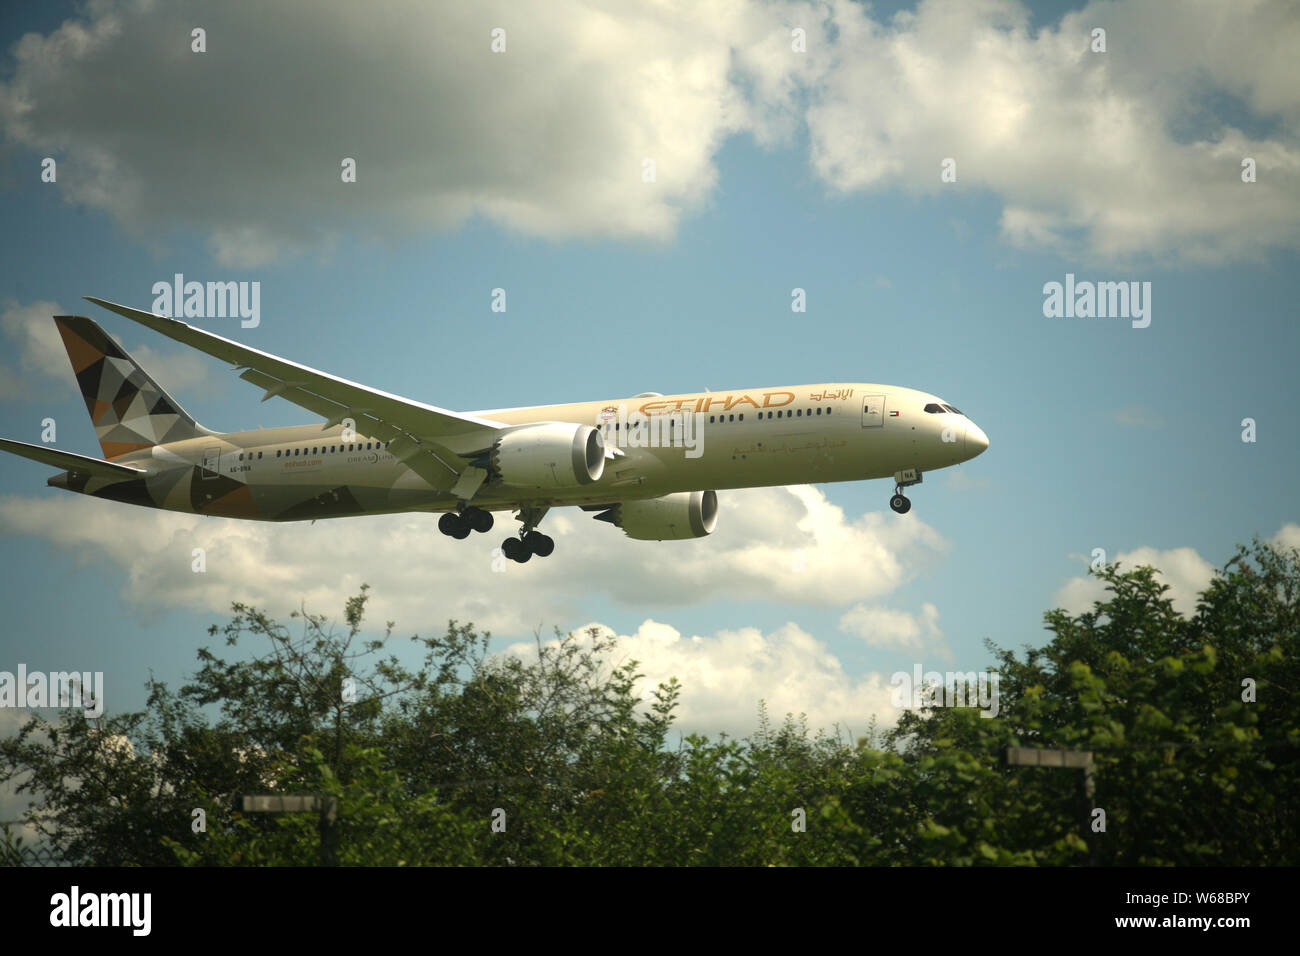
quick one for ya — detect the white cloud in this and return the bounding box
[0,484,949,633]
[793,0,1300,264]
[0,300,74,398]
[839,601,946,655]
[0,0,784,265]
[1272,523,1300,554]
[0,299,217,405]
[506,618,901,738]
[0,483,940,739]
[2,0,1293,266]
[1054,544,1218,616]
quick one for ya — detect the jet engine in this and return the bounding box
[596,490,718,540]
[492,422,605,488]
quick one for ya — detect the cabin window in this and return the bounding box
[276,450,281,458]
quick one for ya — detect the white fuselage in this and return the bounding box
[96,382,988,521]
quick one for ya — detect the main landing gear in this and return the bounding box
[439,505,555,562]
[501,505,553,564]
[889,469,923,515]
[438,506,494,539]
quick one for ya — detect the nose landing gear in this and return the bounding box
[889,469,922,515]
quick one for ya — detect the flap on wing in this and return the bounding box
[0,438,149,480]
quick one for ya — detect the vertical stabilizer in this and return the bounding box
[53,315,212,459]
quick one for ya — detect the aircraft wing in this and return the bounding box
[0,438,149,480]
[85,297,505,487]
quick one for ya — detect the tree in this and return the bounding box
[3,539,1296,865]
[882,538,1299,865]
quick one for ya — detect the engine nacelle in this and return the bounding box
[600,490,718,540]
[493,422,605,489]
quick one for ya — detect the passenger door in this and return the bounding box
[862,394,885,428]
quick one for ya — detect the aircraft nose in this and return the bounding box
[964,422,989,458]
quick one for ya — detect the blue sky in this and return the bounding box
[0,0,1297,754]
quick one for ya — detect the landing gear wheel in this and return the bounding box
[439,512,471,538]
[889,494,911,515]
[465,508,494,533]
[524,532,554,557]
[504,506,549,562]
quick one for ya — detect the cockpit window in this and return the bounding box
[923,403,944,413]
[943,404,963,415]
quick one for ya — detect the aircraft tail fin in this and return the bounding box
[53,315,213,459]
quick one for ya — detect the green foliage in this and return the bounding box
[2,539,1295,865]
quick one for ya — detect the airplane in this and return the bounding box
[0,298,989,563]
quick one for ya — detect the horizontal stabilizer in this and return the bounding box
[0,438,149,480]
